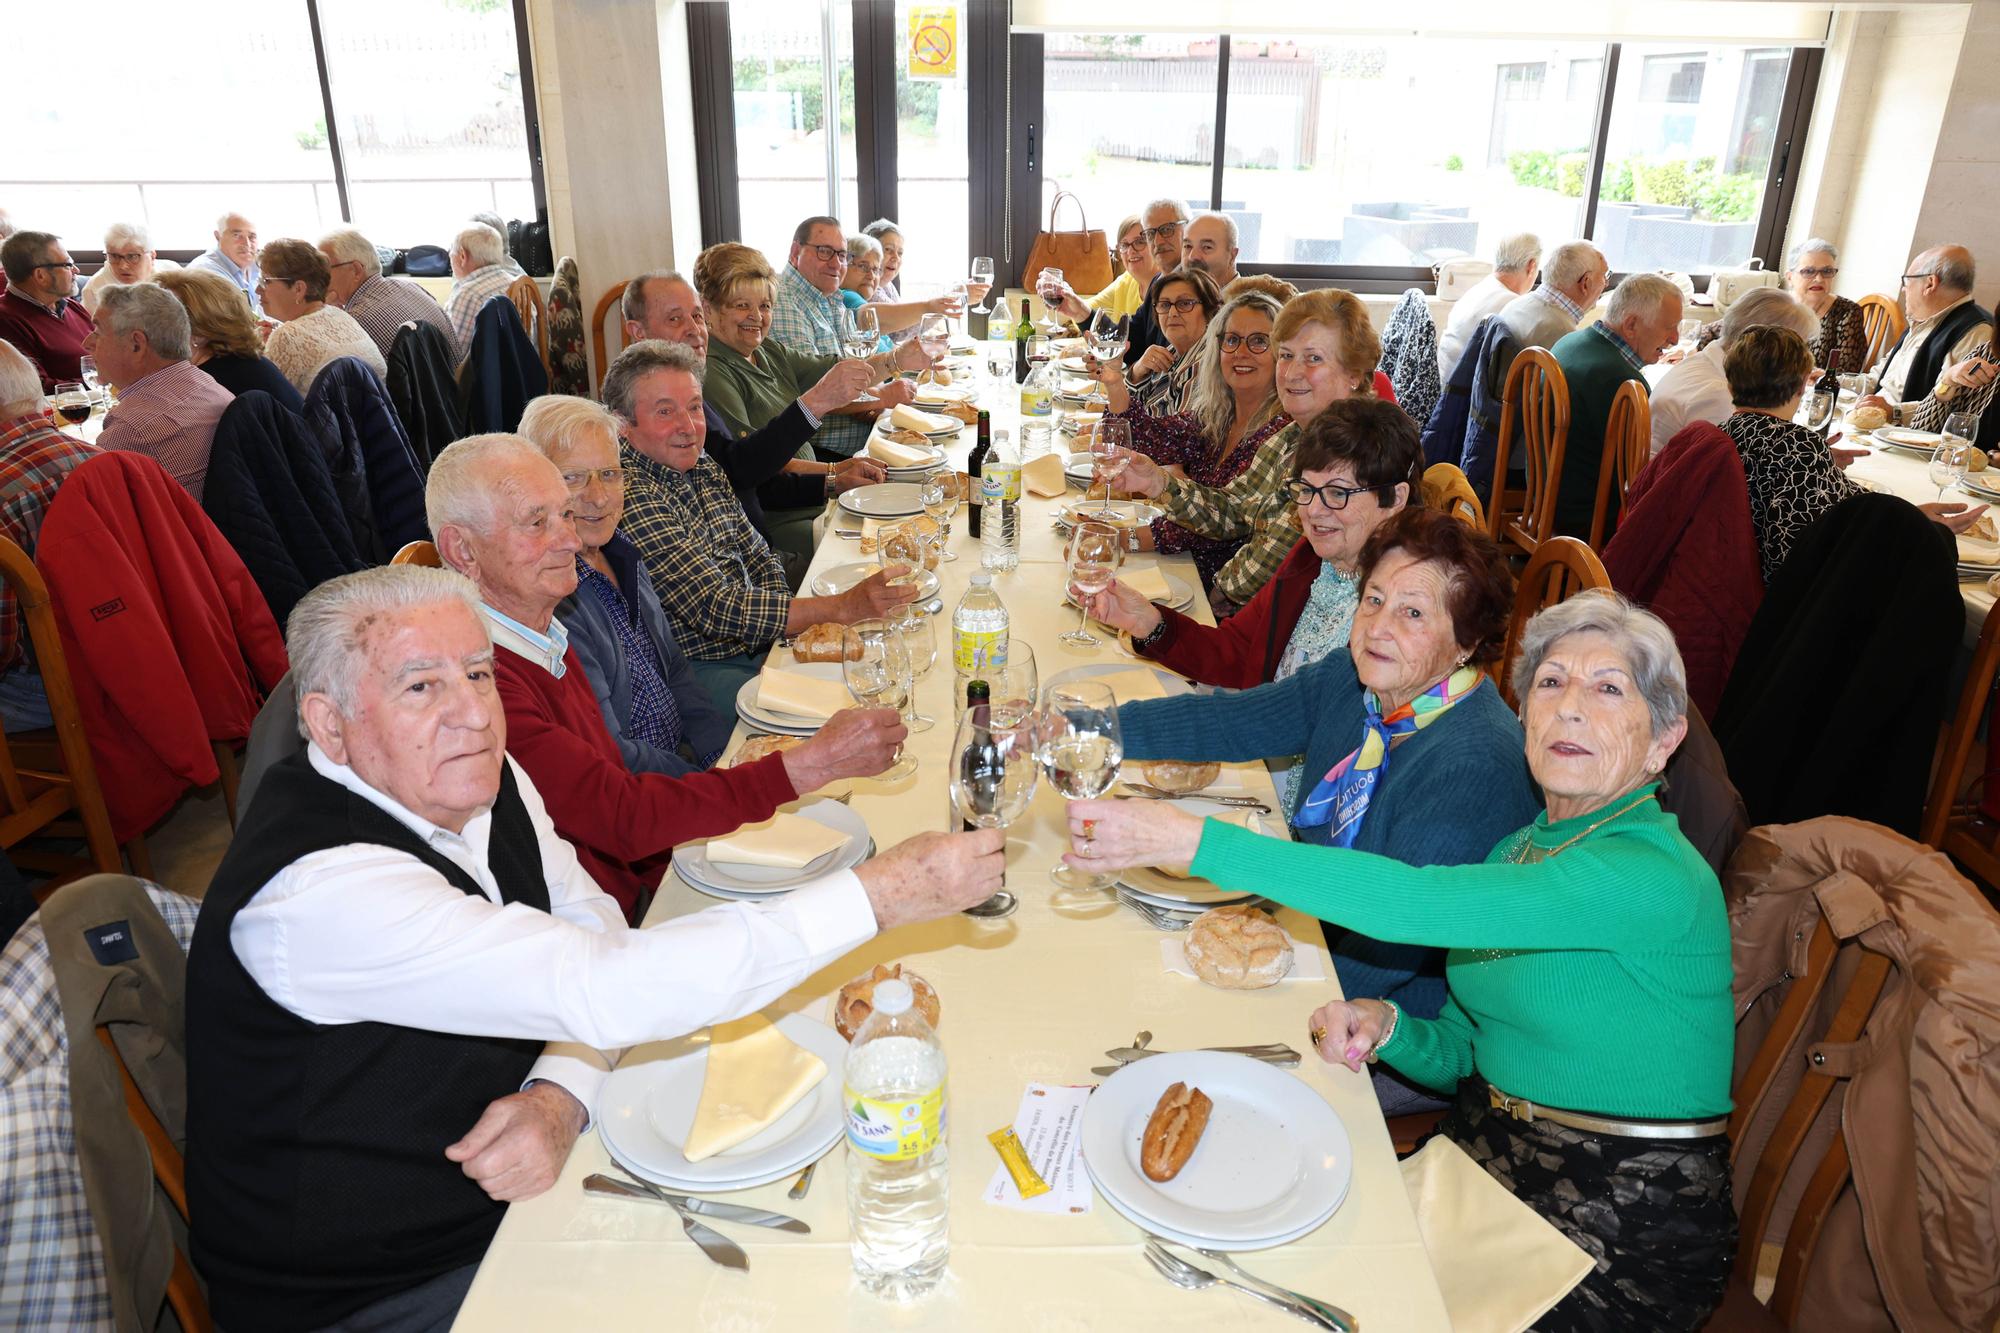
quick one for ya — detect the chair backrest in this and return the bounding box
[94,1025,213,1331]
[391,539,442,567]
[1856,293,1905,370]
[1589,379,1651,549]
[1487,347,1570,553]
[1920,596,2000,875]
[506,274,549,376]
[1496,535,1610,706]
[1420,462,1485,529]
[592,280,630,393]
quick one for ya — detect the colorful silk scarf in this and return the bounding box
[1294,666,1483,845]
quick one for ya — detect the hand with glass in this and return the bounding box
[1089,418,1132,514]
[51,381,91,426]
[1085,309,1128,367]
[1061,522,1123,648]
[916,312,951,363]
[879,522,928,591]
[1035,266,1069,334]
[950,696,1037,919]
[893,603,938,732]
[919,471,960,563]
[967,256,996,313]
[1037,681,1125,895]
[841,620,918,780]
[843,306,881,360]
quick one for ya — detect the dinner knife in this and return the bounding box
[1102,1045,1302,1068]
[583,1175,810,1233]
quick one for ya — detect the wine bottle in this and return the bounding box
[966,409,991,538]
[1816,350,1841,439]
[958,680,992,834]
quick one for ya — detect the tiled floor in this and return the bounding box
[140,786,235,900]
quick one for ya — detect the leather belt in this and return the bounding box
[1487,1084,1729,1141]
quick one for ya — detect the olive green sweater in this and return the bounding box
[1190,785,1734,1118]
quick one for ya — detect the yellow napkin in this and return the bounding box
[684,1014,827,1162]
[1090,668,1169,704]
[868,436,935,468]
[1022,452,1069,498]
[704,812,852,869]
[755,666,852,721]
[1119,564,1174,604]
[1401,1137,1593,1333]
[890,403,954,434]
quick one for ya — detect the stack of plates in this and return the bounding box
[838,482,928,520]
[811,559,940,603]
[1871,426,1944,457]
[671,798,872,901]
[599,1013,851,1192]
[1114,797,1266,909]
[876,442,949,476]
[1057,499,1164,530]
[735,661,846,736]
[1063,452,1097,486]
[1961,475,2000,502]
[1080,1052,1353,1249]
[911,381,976,407]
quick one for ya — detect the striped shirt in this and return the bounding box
[340,273,461,363]
[0,413,99,668]
[442,264,518,367]
[97,360,235,502]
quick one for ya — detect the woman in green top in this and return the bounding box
[1064,590,1736,1332]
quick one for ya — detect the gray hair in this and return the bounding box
[96,283,192,362]
[518,394,621,464]
[845,233,882,264]
[1917,247,1976,293]
[1605,272,1682,325]
[862,219,902,244]
[0,340,43,417]
[1190,211,1239,248]
[471,210,507,238]
[286,565,486,736]
[1494,232,1542,274]
[602,338,703,423]
[1544,240,1606,292]
[319,227,382,278]
[1720,286,1820,347]
[214,211,253,235]
[1786,236,1838,270]
[1145,197,1192,225]
[1510,588,1689,737]
[424,433,551,543]
[1188,291,1282,447]
[455,223,507,271]
[103,222,151,252]
[621,268,686,326]
[0,231,59,285]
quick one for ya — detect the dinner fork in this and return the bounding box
[1142,1240,1349,1330]
[1120,783,1273,814]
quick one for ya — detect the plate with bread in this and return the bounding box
[672,797,871,897]
[810,560,940,603]
[1869,426,1944,457]
[1080,1051,1352,1249]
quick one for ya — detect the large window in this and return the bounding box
[729,1,859,267]
[0,0,541,254]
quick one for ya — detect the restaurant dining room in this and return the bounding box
[4,0,2000,1329]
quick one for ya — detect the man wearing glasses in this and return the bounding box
[1049,198,1190,360]
[0,231,94,393]
[1855,245,1990,425]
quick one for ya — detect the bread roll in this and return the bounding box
[1141,760,1220,795]
[1969,449,1990,474]
[792,623,857,663]
[1851,403,1890,432]
[1184,904,1294,989]
[1141,1082,1213,1182]
[1970,511,1998,543]
[834,963,941,1040]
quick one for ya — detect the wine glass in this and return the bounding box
[1035,266,1067,334]
[79,355,101,397]
[968,256,996,313]
[950,701,1038,918]
[844,305,881,360]
[1086,309,1128,367]
[919,471,960,563]
[841,620,917,780]
[1037,680,1124,895]
[51,382,91,427]
[1929,441,1970,501]
[893,603,938,732]
[1090,418,1132,515]
[1061,523,1124,648]
[1677,318,1701,348]
[1802,385,1838,435]
[879,521,927,591]
[961,640,1039,728]
[916,312,951,363]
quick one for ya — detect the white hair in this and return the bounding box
[103,222,150,252]
[286,565,486,735]
[517,395,621,464]
[1720,286,1820,347]
[0,339,43,416]
[455,223,508,271]
[845,233,883,263]
[1494,232,1542,274]
[1605,272,1682,325]
[424,433,554,544]
[1545,241,1606,292]
[318,227,382,278]
[97,283,192,362]
[1786,236,1838,269]
[215,211,253,235]
[1511,588,1688,737]
[1145,197,1191,225]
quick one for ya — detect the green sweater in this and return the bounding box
[1190,784,1734,1119]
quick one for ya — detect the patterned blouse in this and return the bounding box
[1696,295,1868,377]
[1121,407,1291,590]
[1724,410,1865,582]
[575,554,684,756]
[1132,350,1199,418]
[1906,338,1998,437]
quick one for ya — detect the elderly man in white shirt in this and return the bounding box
[185,564,1002,1333]
[1648,287,1820,455]
[1436,231,1540,379]
[1856,244,1991,424]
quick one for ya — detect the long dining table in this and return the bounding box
[447,358,1453,1330]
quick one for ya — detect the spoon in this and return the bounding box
[963,889,1018,919]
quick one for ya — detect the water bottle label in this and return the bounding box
[845,1084,945,1161]
[985,464,1022,502]
[953,628,1006,674]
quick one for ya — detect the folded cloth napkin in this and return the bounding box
[1086,667,1170,704]
[890,403,955,435]
[868,436,936,468]
[1118,564,1174,603]
[1022,452,1068,498]
[1956,534,2000,565]
[1400,1136,1593,1333]
[1159,935,1326,981]
[756,666,853,721]
[705,812,851,869]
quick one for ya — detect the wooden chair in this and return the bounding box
[1856,293,1905,371]
[95,1024,213,1332]
[1420,462,1485,530]
[1919,597,2000,901]
[1485,347,1570,559]
[592,280,631,393]
[0,537,122,897]
[1588,379,1651,549]
[391,540,442,567]
[1496,537,1611,707]
[505,274,550,378]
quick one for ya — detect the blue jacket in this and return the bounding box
[304,357,429,561]
[1118,649,1540,1017]
[557,534,733,777]
[1422,313,1491,470]
[459,296,547,435]
[1457,318,1522,500]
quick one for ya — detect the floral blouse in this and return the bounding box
[1724,410,1865,582]
[1117,407,1292,591]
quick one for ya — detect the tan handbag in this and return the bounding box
[1022,191,1114,296]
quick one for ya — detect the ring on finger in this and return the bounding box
[1309,1024,1328,1048]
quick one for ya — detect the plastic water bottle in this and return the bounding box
[844,979,949,1299]
[952,571,1010,677]
[980,431,1021,573]
[987,298,1014,381]
[1017,353,1054,421]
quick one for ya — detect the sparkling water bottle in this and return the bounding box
[951,571,1010,677]
[980,431,1021,573]
[844,979,949,1299]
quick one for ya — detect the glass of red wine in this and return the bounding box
[52,382,91,426]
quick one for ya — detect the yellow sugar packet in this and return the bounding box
[987,1125,1052,1200]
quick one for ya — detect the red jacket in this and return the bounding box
[492,642,802,919]
[37,452,287,839]
[1600,421,1763,717]
[1140,537,1321,688]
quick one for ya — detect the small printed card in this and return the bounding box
[1160,935,1328,982]
[983,1083,1094,1214]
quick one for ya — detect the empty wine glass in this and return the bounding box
[968,256,996,313]
[1677,317,1701,347]
[1061,523,1123,648]
[960,640,1040,731]
[1930,441,1970,500]
[916,311,951,363]
[919,471,960,562]
[893,603,938,732]
[1946,412,1981,452]
[1090,418,1132,515]
[1802,383,1838,434]
[1086,309,1128,367]
[950,699,1038,918]
[879,521,927,591]
[1037,680,1124,895]
[841,620,917,780]
[79,355,101,397]
[1035,266,1067,334]
[844,305,881,360]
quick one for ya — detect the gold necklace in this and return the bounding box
[1508,791,1658,865]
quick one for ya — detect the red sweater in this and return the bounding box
[492,642,799,919]
[0,289,94,392]
[1139,536,1321,688]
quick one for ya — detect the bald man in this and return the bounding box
[1860,244,1990,423]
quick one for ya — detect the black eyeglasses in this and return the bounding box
[1142,221,1184,243]
[1117,237,1148,254]
[1220,332,1270,353]
[1901,271,1934,284]
[802,244,849,265]
[1286,478,1376,510]
[1794,266,1838,279]
[1154,296,1203,315]
[32,260,78,273]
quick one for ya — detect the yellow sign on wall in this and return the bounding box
[907,6,958,80]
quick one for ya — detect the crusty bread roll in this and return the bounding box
[1141,760,1220,795]
[730,734,804,766]
[792,623,857,663]
[1970,511,1998,543]
[1969,448,1990,474]
[1184,904,1294,989]
[834,963,941,1040]
[1141,1081,1213,1182]
[1851,403,1890,432]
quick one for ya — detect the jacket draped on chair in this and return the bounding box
[303,356,429,560]
[1378,288,1441,429]
[459,296,548,436]
[384,320,463,474]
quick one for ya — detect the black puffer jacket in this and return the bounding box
[304,356,428,561]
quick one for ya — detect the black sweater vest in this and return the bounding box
[1883,298,1993,406]
[186,753,550,1332]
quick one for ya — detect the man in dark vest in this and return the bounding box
[1857,243,1989,425]
[185,565,1003,1333]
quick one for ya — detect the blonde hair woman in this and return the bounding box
[156,267,305,411]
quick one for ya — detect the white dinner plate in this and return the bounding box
[1063,569,1195,612]
[871,442,948,473]
[1058,499,1164,530]
[839,482,928,519]
[1059,355,1095,376]
[911,382,977,405]
[671,798,870,894]
[599,1012,850,1192]
[810,560,940,602]
[1960,476,2000,501]
[735,660,847,734]
[681,842,877,903]
[1064,452,1098,484]
[1872,426,1945,449]
[1114,798,1269,907]
[1080,1051,1352,1249]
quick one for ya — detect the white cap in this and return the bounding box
[872,978,914,1016]
[970,572,992,587]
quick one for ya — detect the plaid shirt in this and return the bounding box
[1159,420,1303,607]
[1591,320,1648,376]
[0,415,98,671]
[442,264,517,366]
[0,884,198,1331]
[771,266,872,456]
[1533,283,1584,324]
[342,273,462,363]
[619,443,790,660]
